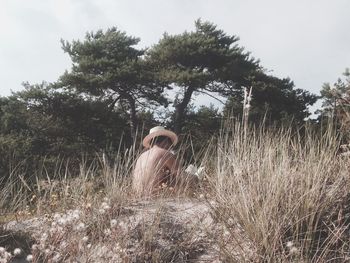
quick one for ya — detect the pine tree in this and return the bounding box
[59,27,167,138]
[147,19,258,134]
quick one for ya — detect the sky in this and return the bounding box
[1,0,349,114]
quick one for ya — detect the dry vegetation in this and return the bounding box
[1,121,350,262]
[207,122,350,262]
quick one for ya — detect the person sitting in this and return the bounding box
[132,126,180,196]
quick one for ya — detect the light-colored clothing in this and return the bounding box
[132,146,179,196]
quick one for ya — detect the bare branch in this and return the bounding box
[197,90,225,105]
[108,95,121,111]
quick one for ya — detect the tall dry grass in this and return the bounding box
[206,121,350,262]
[0,134,207,262]
[1,117,350,262]
[0,128,201,218]
[0,153,137,220]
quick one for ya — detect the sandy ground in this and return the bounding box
[2,198,223,262]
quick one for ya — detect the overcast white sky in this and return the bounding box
[1,0,349,113]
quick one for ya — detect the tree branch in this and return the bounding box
[197,90,226,105]
[108,95,121,111]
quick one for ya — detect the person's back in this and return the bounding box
[132,127,179,197]
[133,146,178,196]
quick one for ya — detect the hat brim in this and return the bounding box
[142,130,178,148]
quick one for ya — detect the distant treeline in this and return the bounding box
[0,20,349,179]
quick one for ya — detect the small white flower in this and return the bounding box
[99,245,108,254]
[72,209,80,220]
[286,241,293,248]
[40,233,48,243]
[31,244,38,251]
[26,254,33,262]
[13,248,21,256]
[60,241,67,249]
[110,219,118,228]
[82,236,89,243]
[104,228,111,236]
[223,230,230,237]
[87,243,92,249]
[58,218,67,225]
[72,213,80,220]
[101,202,111,210]
[75,222,86,231]
[49,227,57,234]
[0,246,5,253]
[289,246,299,255]
[103,197,109,202]
[53,213,61,220]
[2,251,12,260]
[73,209,80,215]
[115,243,125,253]
[64,215,72,224]
[118,221,127,228]
[99,208,106,214]
[52,252,61,262]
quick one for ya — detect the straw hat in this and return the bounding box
[142,126,178,148]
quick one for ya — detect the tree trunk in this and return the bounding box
[126,95,137,140]
[174,87,195,135]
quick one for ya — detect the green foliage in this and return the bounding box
[0,82,132,182]
[59,27,168,136]
[16,82,130,153]
[182,104,222,155]
[224,73,317,126]
[147,19,316,132]
[319,68,350,140]
[148,20,257,86]
[0,95,39,179]
[183,104,222,137]
[320,68,350,110]
[147,19,259,133]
